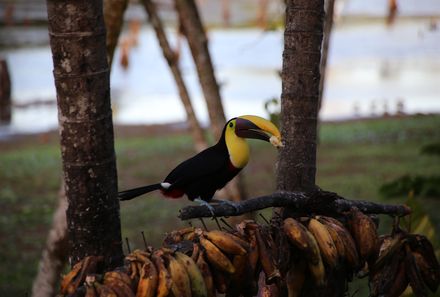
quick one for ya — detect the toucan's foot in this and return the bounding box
[211,199,240,214]
[194,198,216,216]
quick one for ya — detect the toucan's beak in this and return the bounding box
[235,115,283,147]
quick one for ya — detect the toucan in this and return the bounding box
[118,115,283,214]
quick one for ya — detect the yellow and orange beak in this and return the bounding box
[235,115,283,147]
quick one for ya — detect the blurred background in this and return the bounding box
[0,0,439,296]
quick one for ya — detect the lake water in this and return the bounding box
[1,19,439,137]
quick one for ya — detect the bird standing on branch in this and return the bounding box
[118,115,283,215]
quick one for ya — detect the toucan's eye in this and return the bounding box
[229,122,234,128]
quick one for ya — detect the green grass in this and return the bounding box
[1,115,439,295]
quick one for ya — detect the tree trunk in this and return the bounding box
[277,1,346,296]
[46,0,123,268]
[31,185,69,297]
[175,0,226,139]
[277,0,324,193]
[104,0,129,68]
[142,0,208,152]
[318,0,336,111]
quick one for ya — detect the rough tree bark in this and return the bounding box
[142,0,208,152]
[46,0,123,267]
[32,3,128,295]
[104,0,129,67]
[277,0,324,193]
[31,185,69,297]
[277,1,346,296]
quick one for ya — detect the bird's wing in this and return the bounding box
[164,146,228,189]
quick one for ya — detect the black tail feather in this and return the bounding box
[118,183,162,201]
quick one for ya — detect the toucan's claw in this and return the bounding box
[194,198,216,217]
[211,199,240,214]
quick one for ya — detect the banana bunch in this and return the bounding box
[282,215,362,289]
[370,230,440,297]
[123,227,252,297]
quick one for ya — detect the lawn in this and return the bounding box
[0,115,439,295]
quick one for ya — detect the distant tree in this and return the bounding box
[46,0,123,267]
[175,0,227,139]
[31,185,68,297]
[142,0,208,152]
[104,0,129,67]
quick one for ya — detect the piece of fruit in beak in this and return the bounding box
[270,135,284,148]
[236,115,283,148]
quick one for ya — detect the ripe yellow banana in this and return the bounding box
[205,230,248,255]
[196,251,215,297]
[175,252,208,297]
[283,218,311,251]
[136,258,159,297]
[308,218,339,268]
[167,254,192,297]
[199,237,235,274]
[283,218,321,265]
[152,252,172,297]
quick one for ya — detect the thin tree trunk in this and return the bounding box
[104,0,129,68]
[31,185,68,297]
[318,0,336,111]
[46,0,123,268]
[142,0,208,152]
[175,0,226,139]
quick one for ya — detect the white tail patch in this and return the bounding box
[160,182,171,189]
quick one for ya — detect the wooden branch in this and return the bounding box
[178,189,411,220]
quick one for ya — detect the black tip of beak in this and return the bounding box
[235,118,270,142]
